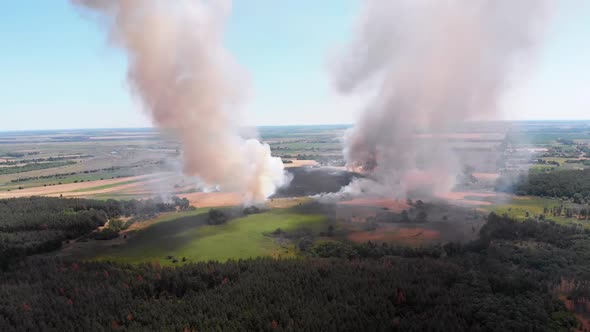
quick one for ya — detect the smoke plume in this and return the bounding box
[333,0,545,197]
[72,0,290,203]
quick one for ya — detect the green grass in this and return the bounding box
[542,157,584,166]
[530,157,588,172]
[508,132,590,145]
[529,164,557,173]
[149,208,210,224]
[1,170,129,190]
[541,157,570,163]
[93,208,327,264]
[484,196,590,228]
[173,210,326,262]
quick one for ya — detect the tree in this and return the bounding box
[208,209,228,225]
[401,210,410,222]
[416,211,427,222]
[415,200,425,209]
[243,206,261,215]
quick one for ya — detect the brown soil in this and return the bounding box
[267,197,311,209]
[338,198,411,212]
[94,174,185,196]
[458,200,492,206]
[57,176,175,198]
[348,226,440,243]
[436,191,499,207]
[556,280,590,331]
[473,173,500,180]
[121,212,181,233]
[560,296,590,331]
[284,159,319,168]
[0,174,160,199]
[179,192,243,208]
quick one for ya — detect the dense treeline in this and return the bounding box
[0,213,587,331]
[0,161,77,175]
[3,152,40,158]
[307,213,590,282]
[0,197,190,268]
[0,155,92,166]
[9,166,129,183]
[0,257,576,331]
[499,168,590,201]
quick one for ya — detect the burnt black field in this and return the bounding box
[272,167,360,198]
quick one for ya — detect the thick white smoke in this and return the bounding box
[333,0,546,197]
[72,0,290,203]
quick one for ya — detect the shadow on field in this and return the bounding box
[120,214,211,253]
[72,208,244,261]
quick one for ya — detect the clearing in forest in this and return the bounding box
[91,208,327,264]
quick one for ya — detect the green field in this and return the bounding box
[1,169,137,190]
[485,196,590,228]
[507,129,590,145]
[529,164,557,172]
[92,208,327,264]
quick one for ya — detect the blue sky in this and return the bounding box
[0,0,588,131]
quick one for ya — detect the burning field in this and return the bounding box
[273,167,361,198]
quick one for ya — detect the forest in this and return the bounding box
[500,169,590,202]
[0,197,190,269]
[0,196,588,330]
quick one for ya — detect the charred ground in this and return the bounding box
[272,167,361,198]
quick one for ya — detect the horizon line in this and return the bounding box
[2,119,590,133]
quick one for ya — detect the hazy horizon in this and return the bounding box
[3,119,590,134]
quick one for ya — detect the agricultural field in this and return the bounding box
[4,121,590,265]
[260,125,349,165]
[0,129,178,192]
[0,126,349,195]
[3,122,590,330]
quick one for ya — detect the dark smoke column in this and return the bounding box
[71,0,290,203]
[333,0,546,197]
